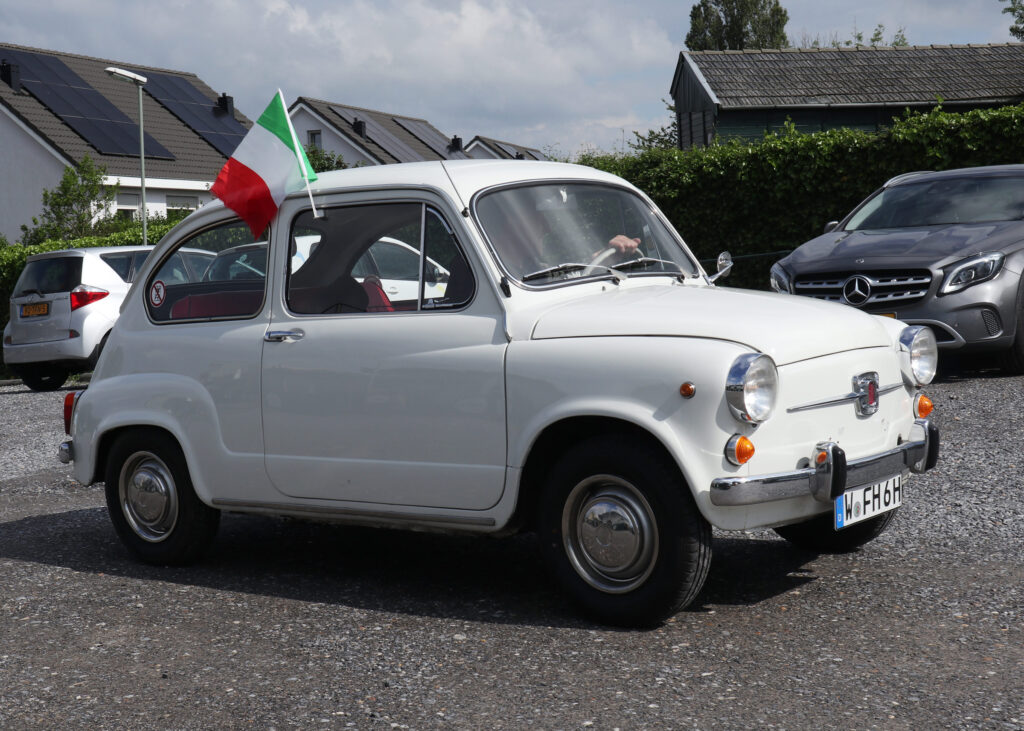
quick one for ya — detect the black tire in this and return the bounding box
[539,435,712,627]
[773,508,898,553]
[104,429,220,565]
[20,366,68,391]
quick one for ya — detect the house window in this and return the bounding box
[166,194,199,210]
[116,193,139,221]
[308,130,322,149]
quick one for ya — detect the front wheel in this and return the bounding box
[539,436,711,627]
[20,366,68,391]
[104,430,219,565]
[773,509,898,553]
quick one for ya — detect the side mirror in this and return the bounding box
[708,251,733,282]
[824,220,839,234]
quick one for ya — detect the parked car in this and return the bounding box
[3,246,212,391]
[61,160,939,626]
[770,165,1024,372]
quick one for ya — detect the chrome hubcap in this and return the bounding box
[562,475,658,594]
[119,451,178,543]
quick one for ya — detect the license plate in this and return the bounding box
[834,473,903,529]
[21,302,49,317]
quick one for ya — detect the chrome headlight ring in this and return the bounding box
[899,326,938,386]
[726,353,779,423]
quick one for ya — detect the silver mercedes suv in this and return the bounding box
[3,246,212,390]
[770,165,1024,372]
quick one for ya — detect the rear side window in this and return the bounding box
[100,252,134,282]
[147,219,267,322]
[14,257,83,297]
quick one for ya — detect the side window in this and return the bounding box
[147,218,266,322]
[286,203,474,315]
[100,252,133,282]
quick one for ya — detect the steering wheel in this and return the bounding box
[582,246,619,275]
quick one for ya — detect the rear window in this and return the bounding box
[13,257,83,297]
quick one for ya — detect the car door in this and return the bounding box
[261,194,508,511]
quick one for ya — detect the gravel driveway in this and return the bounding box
[0,360,1021,729]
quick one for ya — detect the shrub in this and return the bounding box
[580,105,1024,290]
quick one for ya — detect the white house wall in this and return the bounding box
[290,107,380,167]
[0,109,68,242]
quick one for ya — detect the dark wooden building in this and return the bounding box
[670,44,1024,149]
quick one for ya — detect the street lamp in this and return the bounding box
[105,67,148,245]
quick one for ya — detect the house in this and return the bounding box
[290,97,472,166]
[0,42,251,242]
[464,135,547,161]
[670,43,1024,149]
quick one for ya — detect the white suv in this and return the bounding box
[3,246,211,390]
[62,160,940,626]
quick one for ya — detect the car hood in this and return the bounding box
[527,283,892,365]
[785,221,1024,272]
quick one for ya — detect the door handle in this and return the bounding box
[264,329,305,342]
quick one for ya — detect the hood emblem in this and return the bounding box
[842,275,872,306]
[852,372,880,416]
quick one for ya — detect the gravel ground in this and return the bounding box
[0,358,1021,729]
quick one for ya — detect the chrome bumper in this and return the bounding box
[709,419,938,507]
[58,440,74,464]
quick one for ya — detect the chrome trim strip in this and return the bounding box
[786,383,902,413]
[709,419,934,507]
[211,498,496,527]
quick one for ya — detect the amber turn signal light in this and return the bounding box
[725,434,755,466]
[914,393,934,419]
[679,382,696,398]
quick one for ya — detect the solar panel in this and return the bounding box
[2,49,174,159]
[496,141,523,159]
[392,117,468,160]
[139,71,248,157]
[330,105,423,163]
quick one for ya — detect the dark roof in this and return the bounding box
[467,135,548,161]
[677,44,1024,109]
[0,42,251,180]
[293,97,469,163]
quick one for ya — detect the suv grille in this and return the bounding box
[793,270,932,308]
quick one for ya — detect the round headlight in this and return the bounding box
[726,353,778,423]
[899,326,938,386]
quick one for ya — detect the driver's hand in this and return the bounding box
[609,235,641,253]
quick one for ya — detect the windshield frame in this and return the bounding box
[470,179,701,289]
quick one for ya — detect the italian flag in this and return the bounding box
[211,90,317,238]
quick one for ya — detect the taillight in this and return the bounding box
[63,391,82,435]
[70,285,108,311]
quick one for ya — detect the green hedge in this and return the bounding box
[1,221,177,374]
[581,105,1024,290]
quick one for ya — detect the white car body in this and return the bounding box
[63,160,939,625]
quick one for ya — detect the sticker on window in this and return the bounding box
[149,280,166,308]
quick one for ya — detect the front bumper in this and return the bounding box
[709,418,939,507]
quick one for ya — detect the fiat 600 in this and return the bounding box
[61,160,939,626]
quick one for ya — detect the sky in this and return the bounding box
[1,0,1018,157]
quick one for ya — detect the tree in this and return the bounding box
[1001,0,1024,40]
[304,145,348,173]
[797,23,908,48]
[685,0,789,51]
[19,155,117,246]
[631,99,680,151]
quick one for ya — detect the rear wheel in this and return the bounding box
[20,366,68,391]
[773,509,898,553]
[104,430,219,565]
[539,435,711,627]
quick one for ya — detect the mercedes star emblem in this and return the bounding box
[842,275,872,306]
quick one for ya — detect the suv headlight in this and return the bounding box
[939,252,1003,295]
[899,326,938,386]
[769,262,793,293]
[726,353,778,423]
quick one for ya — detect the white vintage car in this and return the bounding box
[61,160,939,626]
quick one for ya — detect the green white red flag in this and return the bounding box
[211,90,317,238]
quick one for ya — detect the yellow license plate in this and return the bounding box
[21,302,49,317]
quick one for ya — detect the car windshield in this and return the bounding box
[845,174,1024,230]
[474,182,699,284]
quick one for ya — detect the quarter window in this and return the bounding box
[147,218,265,322]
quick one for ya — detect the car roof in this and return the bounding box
[886,164,1024,188]
[26,246,154,261]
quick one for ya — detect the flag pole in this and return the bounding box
[279,89,321,219]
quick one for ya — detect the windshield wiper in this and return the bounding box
[611,256,687,274]
[521,262,625,283]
